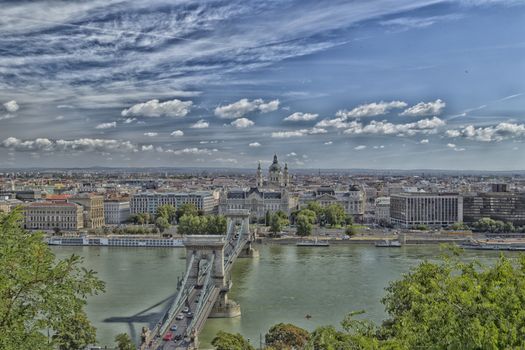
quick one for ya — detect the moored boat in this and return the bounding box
[375,239,402,247]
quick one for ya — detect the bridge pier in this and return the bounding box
[209,291,241,318]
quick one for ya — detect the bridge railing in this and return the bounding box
[186,254,216,335]
[157,254,195,337]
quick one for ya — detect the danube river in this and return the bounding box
[51,244,517,349]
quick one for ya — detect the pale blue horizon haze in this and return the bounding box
[0,0,524,170]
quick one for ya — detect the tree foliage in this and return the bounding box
[212,331,254,350]
[265,323,309,349]
[270,211,290,236]
[155,216,170,233]
[156,204,177,223]
[115,333,135,350]
[177,214,226,235]
[0,210,105,350]
[176,203,199,222]
[324,203,346,227]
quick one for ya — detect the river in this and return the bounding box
[51,244,518,349]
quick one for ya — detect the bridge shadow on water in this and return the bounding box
[102,291,178,341]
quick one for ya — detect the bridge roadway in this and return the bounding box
[145,213,251,350]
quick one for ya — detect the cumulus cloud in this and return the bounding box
[354,145,367,150]
[249,142,261,147]
[336,101,407,119]
[191,120,209,129]
[121,99,193,118]
[447,143,456,148]
[231,117,254,128]
[343,117,446,136]
[141,144,154,151]
[284,112,319,122]
[309,127,327,134]
[271,127,326,138]
[420,139,429,144]
[171,130,184,136]
[123,118,136,124]
[1,137,137,153]
[400,99,446,117]
[214,98,280,119]
[315,117,352,129]
[95,122,116,129]
[324,141,333,145]
[144,132,158,137]
[3,100,19,112]
[445,122,525,142]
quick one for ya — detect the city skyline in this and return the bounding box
[1,0,525,170]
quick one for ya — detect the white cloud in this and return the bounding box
[336,101,407,119]
[324,141,333,145]
[214,98,280,119]
[1,137,137,153]
[287,152,297,157]
[354,145,367,150]
[271,129,308,138]
[231,117,254,128]
[165,147,216,155]
[191,120,209,129]
[144,132,158,137]
[447,143,456,148]
[121,99,193,118]
[171,130,184,136]
[141,144,154,151]
[249,142,261,147]
[3,100,19,112]
[95,122,116,129]
[343,117,446,136]
[123,118,136,124]
[445,122,525,142]
[400,99,446,117]
[55,115,65,120]
[309,127,327,134]
[316,118,357,129]
[0,114,17,121]
[420,139,429,144]
[284,112,319,122]
[215,158,238,164]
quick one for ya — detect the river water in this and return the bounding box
[51,244,518,349]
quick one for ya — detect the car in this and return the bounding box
[175,313,184,320]
[186,312,193,318]
[170,325,177,331]
[195,299,199,303]
[174,334,182,341]
[182,306,189,313]
[163,332,173,341]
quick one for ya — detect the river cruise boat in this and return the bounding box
[375,239,402,247]
[46,235,184,248]
[296,238,330,247]
[459,240,525,251]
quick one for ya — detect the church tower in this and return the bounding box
[268,154,283,187]
[256,161,263,188]
[283,163,289,187]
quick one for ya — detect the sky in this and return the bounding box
[0,0,524,170]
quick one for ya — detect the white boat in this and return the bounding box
[296,238,330,247]
[375,239,402,247]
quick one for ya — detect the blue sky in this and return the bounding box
[0,0,524,170]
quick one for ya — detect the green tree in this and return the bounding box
[212,331,254,350]
[345,225,357,237]
[306,201,324,223]
[0,210,105,350]
[265,323,309,349]
[156,204,177,223]
[269,211,289,236]
[115,333,135,350]
[155,216,170,233]
[265,210,271,226]
[178,214,226,235]
[296,214,313,237]
[324,203,346,227]
[176,203,199,222]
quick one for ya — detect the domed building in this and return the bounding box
[257,154,289,189]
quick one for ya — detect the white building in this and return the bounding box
[374,197,390,224]
[130,191,217,215]
[104,200,130,224]
[298,185,366,221]
[390,192,463,228]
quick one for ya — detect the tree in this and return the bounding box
[52,312,96,350]
[265,210,272,227]
[178,214,226,235]
[115,333,135,350]
[345,225,357,237]
[269,212,289,236]
[212,331,254,350]
[155,216,170,233]
[156,204,177,223]
[296,214,313,237]
[0,210,105,350]
[265,323,309,349]
[176,203,199,222]
[306,201,324,223]
[324,203,346,227]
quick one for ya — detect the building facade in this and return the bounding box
[70,194,105,229]
[463,191,525,226]
[390,192,463,227]
[256,154,290,188]
[24,202,84,231]
[298,185,366,221]
[130,191,217,215]
[375,197,390,224]
[218,187,293,220]
[104,200,131,224]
